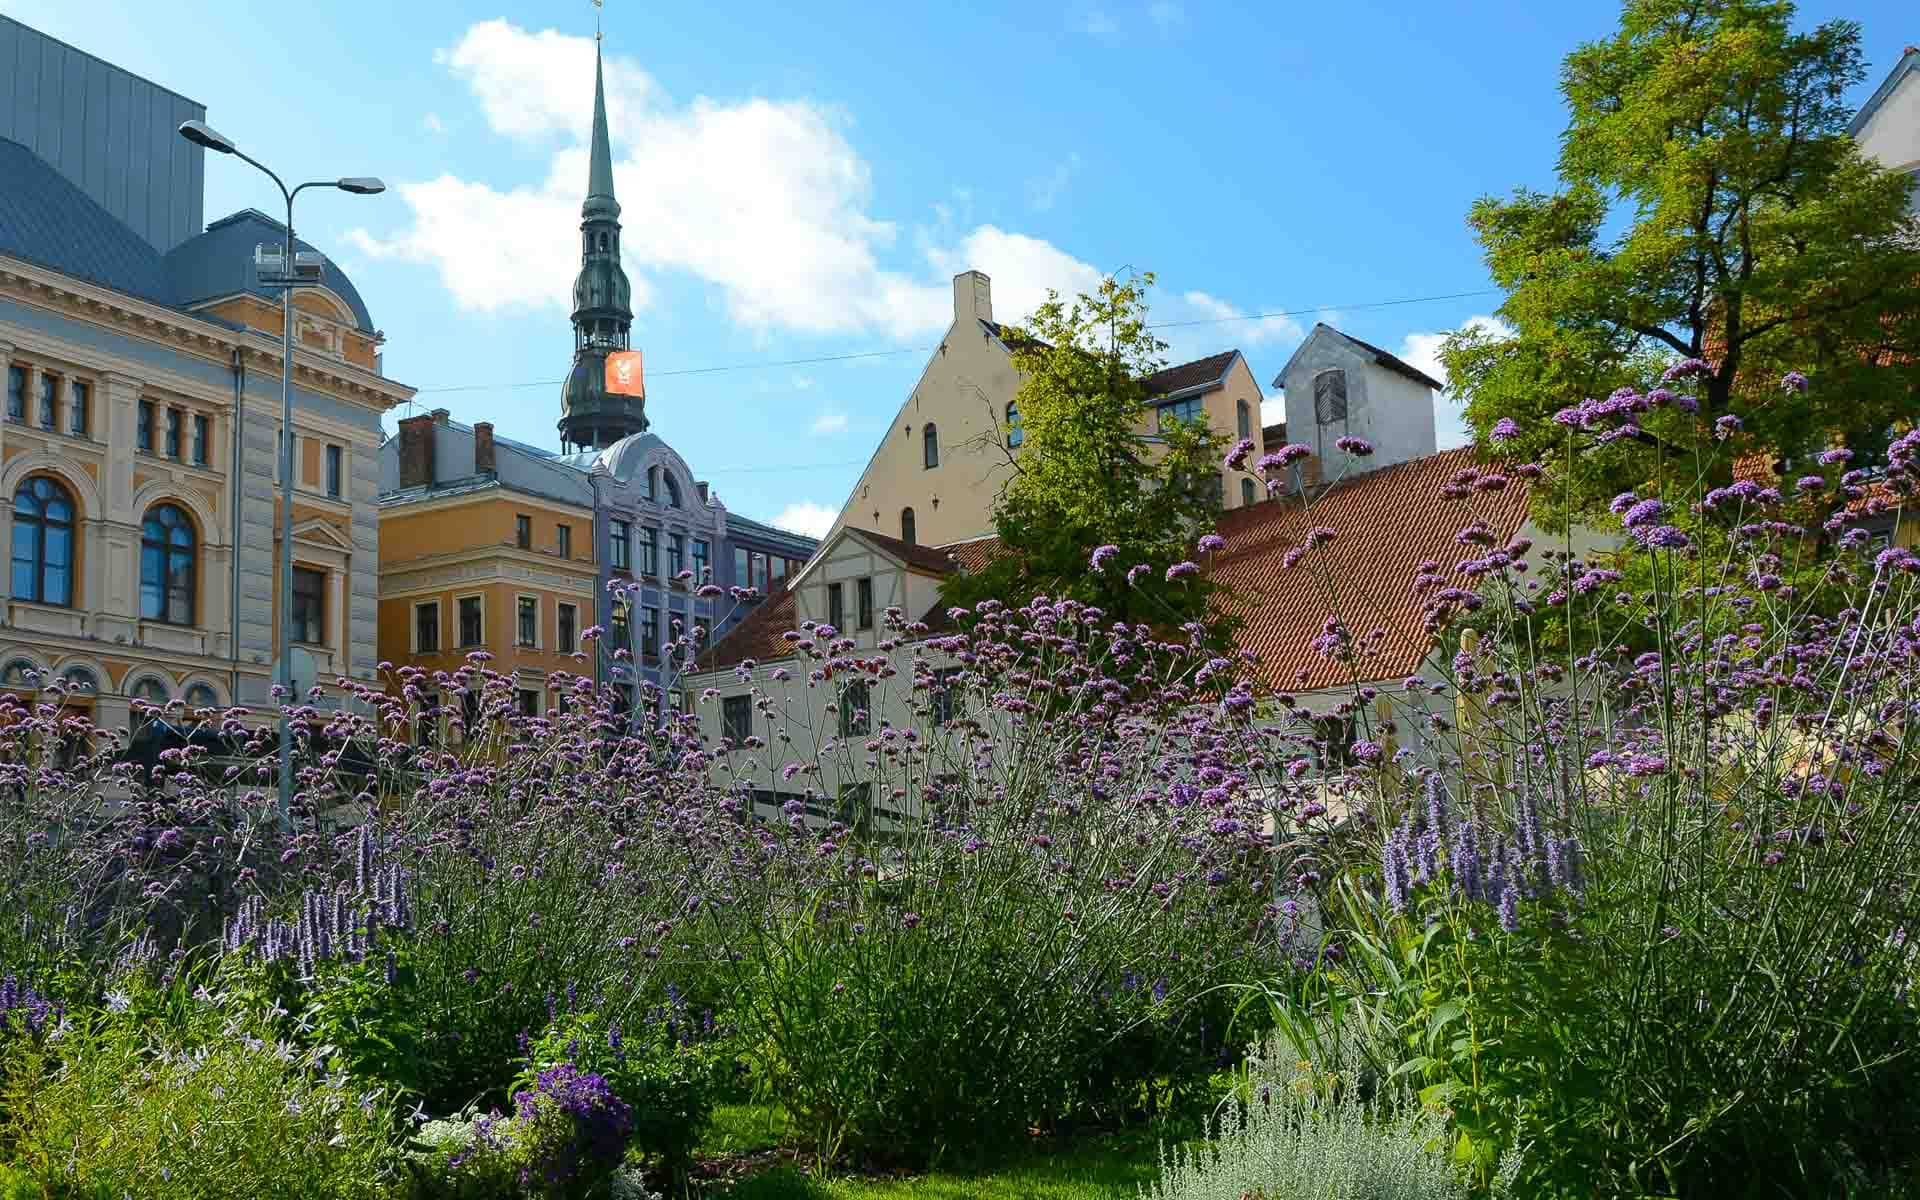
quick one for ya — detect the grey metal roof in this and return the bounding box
[725,511,822,554]
[164,209,376,333]
[1850,47,1920,137]
[0,136,172,300]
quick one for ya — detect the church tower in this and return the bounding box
[558,40,645,451]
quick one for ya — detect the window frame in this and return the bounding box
[722,693,753,744]
[515,593,540,649]
[457,593,485,648]
[827,581,845,631]
[1241,476,1257,507]
[136,399,154,452]
[37,372,57,430]
[839,679,871,737]
[1005,402,1022,448]
[515,514,532,549]
[515,688,540,718]
[900,507,916,546]
[10,475,77,608]
[557,524,573,560]
[557,602,578,654]
[640,604,660,658]
[323,441,341,495]
[290,566,326,645]
[164,407,182,459]
[923,422,939,469]
[138,503,197,626]
[691,538,710,583]
[609,519,630,571]
[668,532,685,580]
[1157,395,1204,432]
[414,599,442,653]
[4,365,24,422]
[931,665,963,727]
[857,576,874,630]
[68,380,89,437]
[639,526,658,577]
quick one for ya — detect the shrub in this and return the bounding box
[411,1064,635,1200]
[1144,1033,1469,1200]
[0,1003,398,1198]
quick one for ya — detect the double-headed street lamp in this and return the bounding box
[177,119,384,824]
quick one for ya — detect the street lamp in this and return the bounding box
[178,119,385,825]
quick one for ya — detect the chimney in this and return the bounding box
[952,270,992,325]
[398,413,436,489]
[430,407,451,425]
[473,421,496,476]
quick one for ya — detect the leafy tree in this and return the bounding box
[1443,0,1920,530]
[941,273,1231,644]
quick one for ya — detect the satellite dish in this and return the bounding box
[280,647,318,698]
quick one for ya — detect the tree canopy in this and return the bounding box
[939,273,1230,642]
[1443,0,1920,529]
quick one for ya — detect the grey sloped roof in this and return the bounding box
[163,209,376,333]
[0,136,171,300]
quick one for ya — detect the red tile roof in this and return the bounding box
[845,527,961,576]
[700,586,796,670]
[941,534,1009,576]
[1208,447,1532,692]
[1143,350,1238,398]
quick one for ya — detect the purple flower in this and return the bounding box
[1197,533,1225,554]
[1090,544,1120,571]
[1610,492,1639,516]
[1125,564,1150,587]
[1224,438,1255,472]
[1621,498,1665,529]
[1819,448,1853,466]
[1334,435,1375,457]
[1661,357,1713,382]
[1780,370,1809,393]
[1714,414,1743,441]
[1489,417,1521,443]
[1638,525,1691,550]
[1165,561,1200,582]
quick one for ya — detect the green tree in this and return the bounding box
[941,273,1231,644]
[1443,0,1920,530]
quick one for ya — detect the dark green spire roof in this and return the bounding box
[584,43,620,221]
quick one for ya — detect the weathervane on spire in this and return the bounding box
[594,0,603,43]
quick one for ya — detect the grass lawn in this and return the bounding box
[697,1106,1172,1200]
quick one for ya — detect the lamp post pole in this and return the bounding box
[176,120,383,825]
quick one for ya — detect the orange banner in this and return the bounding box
[604,350,645,397]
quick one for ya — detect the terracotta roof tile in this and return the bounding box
[1208,447,1532,692]
[701,587,796,670]
[847,527,959,576]
[939,534,1009,576]
[1143,350,1238,398]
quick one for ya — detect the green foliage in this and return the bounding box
[720,1166,829,1200]
[1442,0,1920,528]
[0,1003,398,1199]
[516,1003,731,1178]
[941,273,1232,648]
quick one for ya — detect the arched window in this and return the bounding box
[663,474,682,509]
[140,504,196,625]
[1241,477,1256,507]
[184,682,219,710]
[1005,402,1023,448]
[1,659,41,689]
[901,507,917,546]
[58,666,97,695]
[1237,399,1251,441]
[11,477,75,606]
[923,423,939,469]
[130,676,169,733]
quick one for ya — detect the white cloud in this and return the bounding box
[771,501,838,538]
[1027,152,1081,212]
[1149,2,1185,30]
[1396,315,1514,450]
[1260,392,1286,428]
[1178,291,1302,346]
[422,112,446,135]
[1074,7,1119,34]
[810,410,849,435]
[353,21,1110,341]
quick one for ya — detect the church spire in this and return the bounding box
[584,42,619,222]
[557,24,644,452]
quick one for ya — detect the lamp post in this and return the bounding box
[177,119,384,825]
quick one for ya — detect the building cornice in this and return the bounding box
[0,254,415,412]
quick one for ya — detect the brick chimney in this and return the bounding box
[430,407,451,424]
[398,413,436,488]
[473,421,496,476]
[952,270,992,325]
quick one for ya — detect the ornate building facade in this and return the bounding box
[0,15,409,730]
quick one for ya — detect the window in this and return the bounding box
[69,381,89,436]
[733,546,749,589]
[1,659,40,689]
[10,477,75,606]
[857,577,874,630]
[4,365,23,422]
[38,373,56,429]
[664,475,682,509]
[515,515,531,549]
[1237,399,1251,441]
[692,538,709,583]
[558,603,578,653]
[901,507,917,546]
[610,596,630,646]
[1313,369,1349,425]
[415,601,441,653]
[458,596,483,647]
[517,596,538,647]
[839,680,871,737]
[1157,395,1204,432]
[164,408,182,459]
[291,567,325,644]
[639,526,658,576]
[323,441,340,493]
[136,400,154,451]
[932,666,963,726]
[139,504,196,625]
[516,689,540,718]
[770,554,788,588]
[641,605,660,657]
[557,524,572,559]
[416,691,438,747]
[610,520,630,570]
[722,694,753,744]
[644,467,657,503]
[923,423,939,468]
[668,533,684,580]
[129,676,170,730]
[1241,477,1256,506]
[749,551,767,594]
[184,682,218,710]
[828,581,845,631]
[1005,402,1023,448]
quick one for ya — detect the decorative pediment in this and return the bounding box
[291,516,355,552]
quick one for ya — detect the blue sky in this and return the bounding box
[5,0,1911,535]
